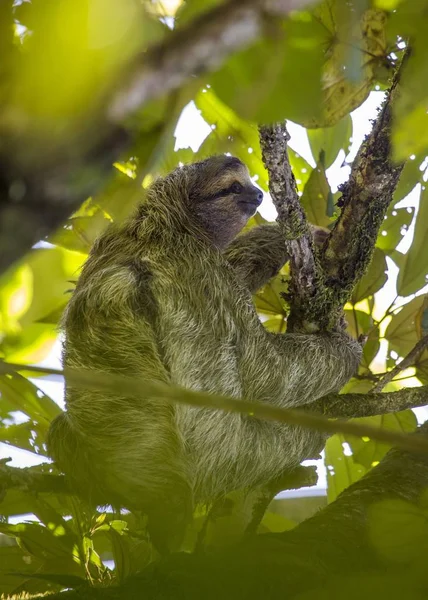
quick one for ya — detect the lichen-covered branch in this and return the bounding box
[259,122,326,332]
[0,459,68,496]
[312,385,428,419]
[322,74,404,306]
[259,64,405,332]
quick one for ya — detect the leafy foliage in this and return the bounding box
[1,0,428,597]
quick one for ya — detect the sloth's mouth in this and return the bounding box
[238,199,262,213]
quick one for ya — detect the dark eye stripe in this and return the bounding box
[202,182,244,202]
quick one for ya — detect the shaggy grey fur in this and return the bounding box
[47,156,361,547]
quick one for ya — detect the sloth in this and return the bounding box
[47,155,361,548]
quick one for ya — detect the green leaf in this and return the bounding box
[393,155,424,203]
[0,545,44,597]
[325,434,366,503]
[209,14,325,125]
[385,295,427,357]
[390,5,428,160]
[0,522,77,563]
[308,115,352,168]
[377,205,415,256]
[109,527,131,583]
[397,185,428,296]
[0,264,33,333]
[300,162,332,228]
[352,248,388,302]
[345,411,417,470]
[259,512,296,533]
[368,498,428,563]
[0,421,48,456]
[0,372,61,427]
[310,6,387,126]
[254,275,288,317]
[195,88,269,190]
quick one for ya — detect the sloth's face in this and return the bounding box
[190,156,264,249]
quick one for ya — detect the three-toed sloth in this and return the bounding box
[47,155,361,548]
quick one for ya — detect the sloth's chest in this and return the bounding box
[155,268,252,396]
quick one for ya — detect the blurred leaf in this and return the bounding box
[345,411,417,470]
[209,14,325,125]
[175,0,221,25]
[352,248,387,302]
[50,213,111,255]
[312,5,388,126]
[0,545,44,597]
[416,350,428,384]
[308,115,352,168]
[0,522,76,564]
[369,498,428,563]
[259,512,296,533]
[345,309,380,369]
[325,434,366,503]
[195,89,269,189]
[254,276,288,317]
[397,185,428,296]
[300,161,332,228]
[0,265,33,333]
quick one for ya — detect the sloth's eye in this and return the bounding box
[230,181,243,194]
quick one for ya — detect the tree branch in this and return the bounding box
[107,0,314,122]
[258,63,405,332]
[0,459,68,496]
[2,362,428,454]
[322,71,404,305]
[259,122,325,333]
[371,334,428,392]
[312,385,428,419]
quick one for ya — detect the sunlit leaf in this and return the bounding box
[376,205,415,256]
[385,295,428,356]
[325,434,366,503]
[397,185,428,296]
[308,115,352,168]
[345,411,417,470]
[209,14,325,125]
[300,161,332,228]
[352,248,388,302]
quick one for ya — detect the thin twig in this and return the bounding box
[371,334,428,392]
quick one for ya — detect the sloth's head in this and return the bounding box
[146,155,263,249]
[188,155,263,248]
